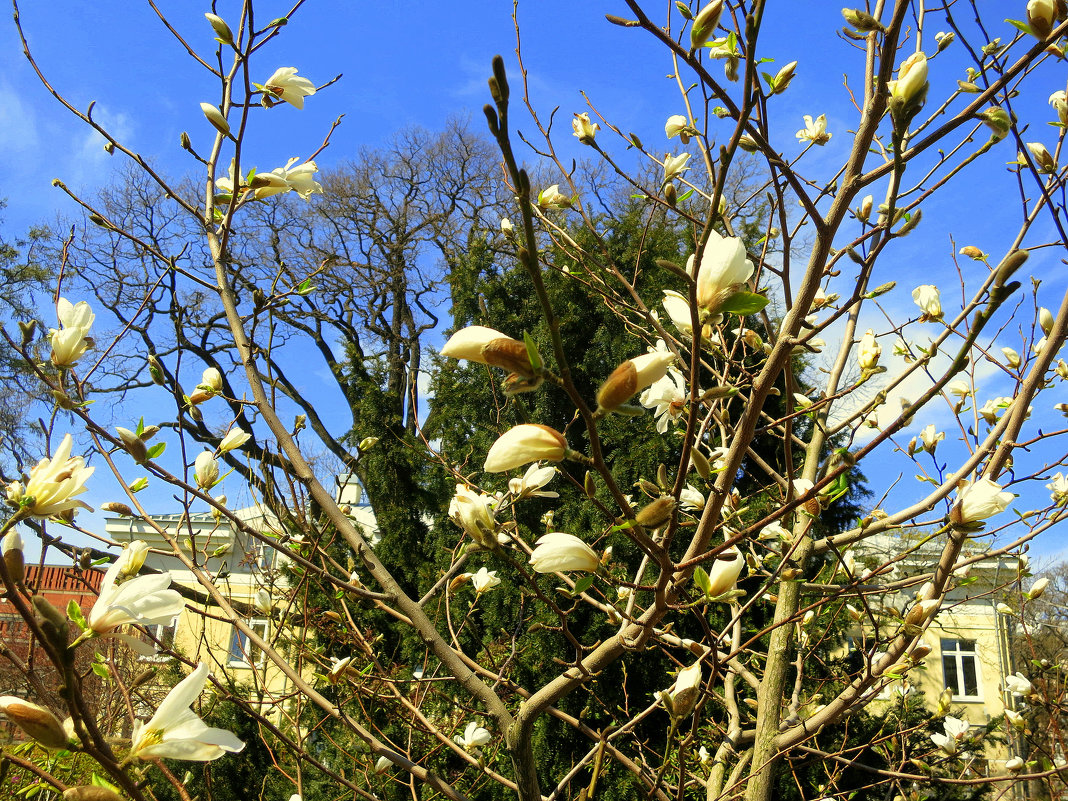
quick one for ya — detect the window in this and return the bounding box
[941,639,981,700]
[139,617,179,661]
[228,619,269,667]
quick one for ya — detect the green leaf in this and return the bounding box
[147,442,166,459]
[677,188,694,202]
[266,16,288,27]
[129,477,149,493]
[1005,18,1032,35]
[693,566,712,597]
[135,416,145,437]
[522,330,543,372]
[91,774,121,792]
[67,599,87,630]
[718,292,769,315]
[571,575,596,596]
[297,277,317,295]
[91,662,111,681]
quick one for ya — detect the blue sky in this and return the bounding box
[3,3,1066,561]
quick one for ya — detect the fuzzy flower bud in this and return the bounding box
[441,326,537,378]
[597,352,675,411]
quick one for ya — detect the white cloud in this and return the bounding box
[0,82,40,153]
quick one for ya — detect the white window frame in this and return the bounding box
[139,616,180,662]
[228,618,269,668]
[941,638,983,701]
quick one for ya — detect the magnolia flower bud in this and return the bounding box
[205,12,234,45]
[1028,577,1050,600]
[857,195,873,222]
[661,661,703,719]
[194,451,220,489]
[689,1,724,49]
[218,429,251,455]
[101,501,134,517]
[115,426,149,464]
[441,326,537,378]
[768,61,798,95]
[635,497,676,529]
[529,532,600,573]
[537,184,572,209]
[597,352,675,411]
[484,425,567,473]
[3,530,24,584]
[1026,142,1057,173]
[1001,347,1022,369]
[1039,307,1055,336]
[905,598,940,626]
[1028,0,1058,38]
[959,245,985,260]
[0,697,69,749]
[199,102,230,136]
[858,329,881,370]
[116,540,149,576]
[201,367,223,392]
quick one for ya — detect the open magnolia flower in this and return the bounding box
[949,478,1014,528]
[130,663,245,761]
[639,368,687,434]
[468,567,501,594]
[688,230,754,316]
[796,114,831,145]
[7,434,94,519]
[87,559,184,652]
[508,462,559,499]
[930,715,970,756]
[49,298,95,367]
[454,721,492,753]
[262,67,316,109]
[449,484,497,548]
[912,284,942,322]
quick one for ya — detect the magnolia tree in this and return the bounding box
[1,2,1068,801]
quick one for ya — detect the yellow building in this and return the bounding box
[856,531,1023,775]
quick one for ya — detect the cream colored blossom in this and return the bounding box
[529,532,599,573]
[912,285,942,321]
[449,485,497,547]
[660,661,703,718]
[950,478,1014,527]
[262,67,316,109]
[484,425,567,473]
[796,114,831,145]
[49,298,95,367]
[858,329,880,370]
[639,368,687,433]
[130,663,245,760]
[597,352,675,411]
[663,152,691,182]
[689,230,754,316]
[508,463,559,499]
[8,434,94,518]
[572,112,599,144]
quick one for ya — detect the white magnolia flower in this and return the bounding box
[469,567,501,595]
[706,547,743,597]
[930,715,970,755]
[663,152,692,182]
[7,434,94,519]
[441,325,534,377]
[130,663,245,760]
[660,661,703,719]
[639,368,687,433]
[858,329,880,370]
[254,589,272,615]
[500,217,513,234]
[537,184,572,210]
[449,485,497,548]
[508,462,559,499]
[87,559,184,651]
[374,756,392,774]
[758,522,791,542]
[217,428,251,455]
[49,298,95,368]
[272,158,323,199]
[978,396,1012,424]
[679,485,706,512]
[1028,577,1050,600]
[919,424,944,453]
[597,352,675,411]
[484,425,567,473]
[529,532,600,574]
[912,285,943,321]
[1005,709,1025,729]
[1048,472,1068,505]
[572,112,599,144]
[262,67,316,109]
[688,229,754,316]
[950,478,1014,527]
[194,452,220,490]
[454,721,492,753]
[888,52,928,108]
[200,367,223,392]
[116,540,150,577]
[1001,346,1022,369]
[698,744,711,767]
[1004,672,1032,697]
[665,114,693,143]
[947,379,972,398]
[661,290,694,336]
[795,114,831,145]
[1051,90,1068,125]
